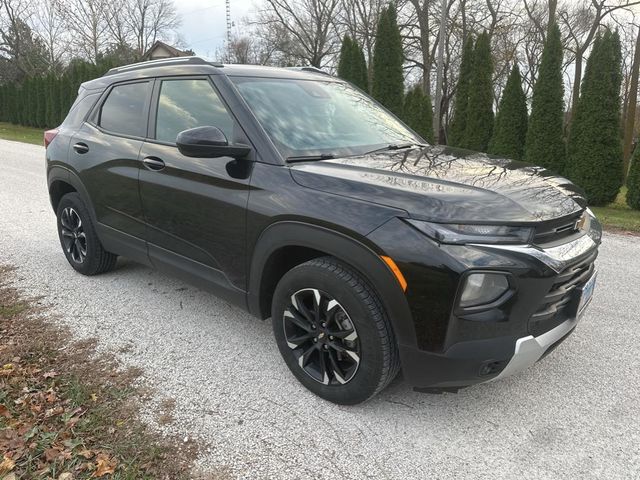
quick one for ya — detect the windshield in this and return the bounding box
[230,76,423,159]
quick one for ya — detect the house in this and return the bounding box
[142,41,193,61]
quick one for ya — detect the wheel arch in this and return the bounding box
[248,221,417,347]
[48,167,97,223]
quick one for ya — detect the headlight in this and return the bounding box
[406,219,533,245]
[584,209,602,244]
[459,273,510,308]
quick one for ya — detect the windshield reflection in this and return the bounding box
[231,76,421,159]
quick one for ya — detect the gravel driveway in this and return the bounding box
[1,138,639,479]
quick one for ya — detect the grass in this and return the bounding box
[591,187,640,234]
[0,122,44,145]
[0,265,200,479]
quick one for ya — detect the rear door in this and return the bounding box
[138,76,253,299]
[72,80,153,261]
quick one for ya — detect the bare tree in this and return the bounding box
[257,0,341,67]
[623,24,640,173]
[33,0,68,70]
[58,0,112,63]
[559,0,640,118]
[125,0,180,56]
[0,0,49,79]
[336,0,384,80]
[217,32,278,65]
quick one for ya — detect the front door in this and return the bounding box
[138,77,253,298]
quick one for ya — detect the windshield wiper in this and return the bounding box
[363,143,425,155]
[287,153,335,162]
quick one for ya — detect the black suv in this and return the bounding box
[45,57,601,404]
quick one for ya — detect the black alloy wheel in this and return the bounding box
[272,256,400,405]
[284,288,361,385]
[56,192,118,275]
[60,207,87,264]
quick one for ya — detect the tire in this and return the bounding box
[271,256,400,405]
[56,192,118,276]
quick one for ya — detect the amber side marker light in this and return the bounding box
[380,255,407,292]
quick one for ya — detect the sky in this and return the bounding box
[175,0,259,58]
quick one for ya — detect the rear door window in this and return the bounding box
[99,82,151,137]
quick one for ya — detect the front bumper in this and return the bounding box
[399,234,599,392]
[490,313,579,382]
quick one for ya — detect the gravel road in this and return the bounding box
[1,138,639,479]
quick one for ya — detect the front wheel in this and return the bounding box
[271,257,400,405]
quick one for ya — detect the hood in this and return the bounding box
[289,145,586,223]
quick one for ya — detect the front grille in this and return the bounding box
[529,250,597,337]
[533,212,583,245]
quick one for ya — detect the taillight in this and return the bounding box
[44,129,59,148]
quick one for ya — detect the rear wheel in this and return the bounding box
[56,193,117,275]
[272,256,400,404]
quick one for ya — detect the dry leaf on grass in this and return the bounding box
[0,454,16,474]
[92,454,117,477]
[78,449,94,459]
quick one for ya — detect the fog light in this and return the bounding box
[459,273,509,308]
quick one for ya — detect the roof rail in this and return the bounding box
[104,56,222,76]
[286,66,332,76]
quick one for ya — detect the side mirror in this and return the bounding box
[176,126,251,159]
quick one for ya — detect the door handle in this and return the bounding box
[142,156,165,171]
[73,142,89,154]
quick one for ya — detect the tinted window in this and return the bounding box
[99,82,150,137]
[155,79,234,143]
[64,92,100,128]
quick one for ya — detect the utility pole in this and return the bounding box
[225,0,232,47]
[434,0,447,143]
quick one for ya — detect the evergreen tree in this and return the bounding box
[448,36,474,147]
[351,41,369,92]
[337,35,369,92]
[461,31,494,152]
[403,85,434,143]
[524,23,565,172]
[36,76,47,128]
[337,35,354,82]
[489,64,528,160]
[372,3,404,117]
[566,30,624,205]
[627,145,640,209]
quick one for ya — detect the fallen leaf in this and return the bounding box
[3,473,16,480]
[0,404,10,418]
[92,454,117,477]
[78,449,94,459]
[44,447,60,462]
[2,363,13,370]
[91,393,98,402]
[58,472,73,480]
[0,455,16,475]
[43,371,58,379]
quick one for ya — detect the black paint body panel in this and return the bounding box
[45,60,599,391]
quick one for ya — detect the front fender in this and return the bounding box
[247,221,417,348]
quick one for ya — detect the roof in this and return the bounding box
[81,57,339,91]
[142,40,191,60]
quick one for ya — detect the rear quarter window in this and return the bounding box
[99,82,151,137]
[63,91,101,129]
